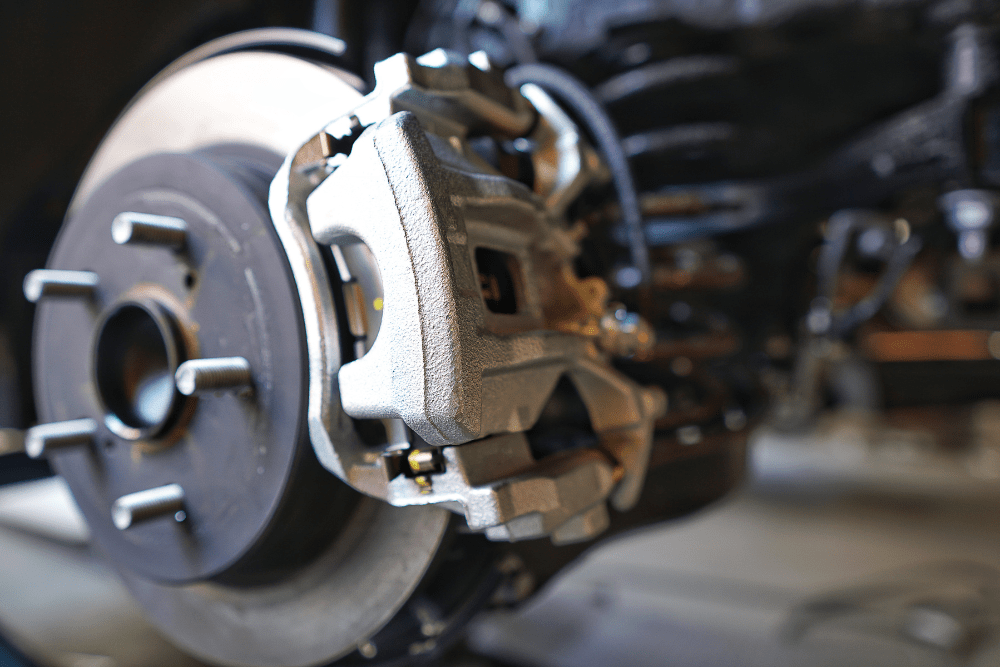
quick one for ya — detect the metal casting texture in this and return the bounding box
[282,48,665,542]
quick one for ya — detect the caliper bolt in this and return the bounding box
[407,449,442,495]
[23,269,99,302]
[407,450,439,474]
[175,357,253,396]
[24,418,98,459]
[111,212,188,249]
[112,483,186,530]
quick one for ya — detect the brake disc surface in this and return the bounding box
[31,30,450,667]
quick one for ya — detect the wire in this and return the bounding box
[506,63,652,285]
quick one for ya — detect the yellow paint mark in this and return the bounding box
[373,297,384,311]
[414,475,432,494]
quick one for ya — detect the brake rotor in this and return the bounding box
[30,30,451,666]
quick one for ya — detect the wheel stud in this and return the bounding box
[111,212,188,249]
[175,357,252,396]
[112,483,186,530]
[23,270,99,303]
[24,418,97,458]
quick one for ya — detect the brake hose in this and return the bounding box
[506,63,651,286]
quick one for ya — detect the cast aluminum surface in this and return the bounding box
[272,48,666,543]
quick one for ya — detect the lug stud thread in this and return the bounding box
[23,270,99,303]
[112,483,186,530]
[24,418,97,459]
[175,357,252,396]
[112,212,187,248]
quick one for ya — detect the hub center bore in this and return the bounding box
[95,300,186,440]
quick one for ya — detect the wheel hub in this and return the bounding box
[33,149,321,583]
